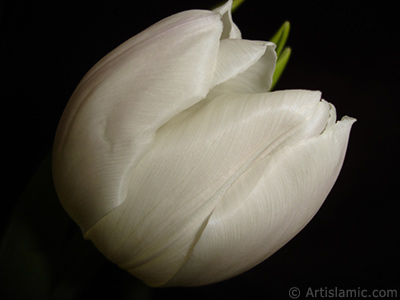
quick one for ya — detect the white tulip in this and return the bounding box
[52,0,355,287]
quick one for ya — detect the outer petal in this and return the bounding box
[210,41,277,96]
[213,0,242,39]
[85,90,333,286]
[52,10,223,233]
[210,1,276,93]
[167,111,355,286]
[211,39,276,90]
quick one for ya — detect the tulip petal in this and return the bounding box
[167,114,355,286]
[210,43,276,95]
[211,39,274,88]
[52,10,223,233]
[85,90,335,286]
[213,0,242,39]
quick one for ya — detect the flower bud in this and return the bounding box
[52,0,355,287]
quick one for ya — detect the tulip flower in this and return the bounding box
[52,0,355,287]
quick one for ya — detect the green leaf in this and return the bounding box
[231,0,246,13]
[271,47,291,90]
[270,21,291,90]
[270,21,290,57]
[212,0,245,12]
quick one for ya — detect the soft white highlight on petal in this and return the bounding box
[167,114,355,286]
[53,10,223,232]
[84,90,341,286]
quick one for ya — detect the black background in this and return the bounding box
[1,0,399,299]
